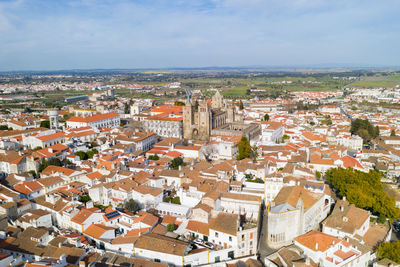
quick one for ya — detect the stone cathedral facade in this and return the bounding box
[183,91,260,141]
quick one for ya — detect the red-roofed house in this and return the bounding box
[294,230,370,267]
[23,131,65,149]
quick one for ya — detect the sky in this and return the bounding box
[0,0,399,71]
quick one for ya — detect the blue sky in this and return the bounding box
[0,0,399,71]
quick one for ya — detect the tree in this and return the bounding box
[48,157,62,167]
[75,151,88,160]
[378,214,387,224]
[264,114,269,121]
[40,120,50,129]
[326,168,400,219]
[148,154,160,161]
[124,103,130,114]
[79,195,91,204]
[316,171,322,180]
[174,101,185,106]
[86,149,98,159]
[251,145,259,163]
[171,196,181,205]
[33,146,42,150]
[377,240,400,264]
[0,125,8,130]
[38,160,49,173]
[237,136,251,160]
[28,170,37,179]
[350,118,379,143]
[391,129,396,137]
[170,157,184,170]
[125,199,139,213]
[167,223,176,232]
[239,100,244,110]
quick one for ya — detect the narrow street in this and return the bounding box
[257,206,277,262]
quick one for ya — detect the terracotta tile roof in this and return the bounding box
[84,224,114,239]
[67,112,119,123]
[186,220,209,236]
[134,233,189,256]
[13,181,43,194]
[221,192,262,203]
[273,186,322,211]
[71,208,99,224]
[209,212,238,236]
[41,166,75,176]
[161,215,177,225]
[323,199,369,235]
[294,230,341,252]
[36,132,65,141]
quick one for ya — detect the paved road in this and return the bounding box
[257,206,277,262]
[390,228,400,241]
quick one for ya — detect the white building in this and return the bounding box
[209,212,258,257]
[266,186,332,248]
[66,112,120,129]
[143,116,183,138]
[322,199,370,239]
[259,121,284,144]
[294,230,370,267]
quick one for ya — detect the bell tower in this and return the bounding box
[183,101,194,140]
[198,100,211,141]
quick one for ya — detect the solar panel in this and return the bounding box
[105,211,120,220]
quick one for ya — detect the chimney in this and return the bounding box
[315,242,318,250]
[340,206,344,212]
[342,195,346,201]
[305,257,310,265]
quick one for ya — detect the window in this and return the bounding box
[215,256,220,263]
[215,232,219,237]
[229,236,232,242]
[154,259,161,263]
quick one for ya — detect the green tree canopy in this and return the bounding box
[264,114,269,121]
[48,157,62,167]
[40,120,50,129]
[350,118,379,143]
[75,151,89,160]
[167,223,176,232]
[125,199,139,213]
[326,168,400,219]
[377,241,400,264]
[86,149,98,159]
[148,154,160,161]
[171,196,181,205]
[170,157,184,170]
[174,101,185,106]
[391,129,396,136]
[79,195,91,204]
[237,136,251,160]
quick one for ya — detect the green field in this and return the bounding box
[351,73,400,88]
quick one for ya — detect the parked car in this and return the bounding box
[194,238,203,244]
[393,221,400,232]
[204,242,214,249]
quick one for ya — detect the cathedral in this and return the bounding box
[183,90,260,141]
